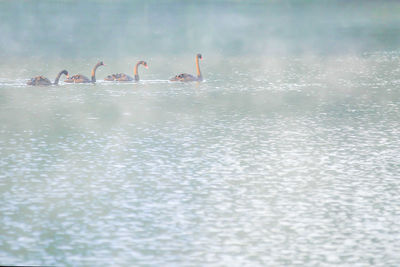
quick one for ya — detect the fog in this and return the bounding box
[1,0,400,81]
[2,1,400,58]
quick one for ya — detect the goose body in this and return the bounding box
[105,73,134,82]
[170,73,197,82]
[170,54,203,82]
[27,76,52,86]
[105,61,148,82]
[27,70,69,86]
[65,74,91,83]
[65,61,105,83]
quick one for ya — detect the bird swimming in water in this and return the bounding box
[170,54,203,82]
[64,61,105,83]
[27,70,69,86]
[104,61,148,82]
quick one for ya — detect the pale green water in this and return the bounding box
[1,1,400,266]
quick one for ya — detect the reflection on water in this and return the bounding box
[1,0,400,266]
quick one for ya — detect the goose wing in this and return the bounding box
[105,73,133,81]
[170,73,196,82]
[64,74,90,83]
[27,76,51,86]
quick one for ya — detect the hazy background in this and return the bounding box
[1,0,400,79]
[1,1,400,266]
[2,0,400,57]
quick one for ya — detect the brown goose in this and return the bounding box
[105,61,148,82]
[64,61,105,83]
[27,70,69,86]
[170,54,203,82]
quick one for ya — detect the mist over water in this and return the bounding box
[1,1,400,266]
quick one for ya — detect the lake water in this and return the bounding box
[1,1,400,266]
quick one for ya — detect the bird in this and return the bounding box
[105,61,148,82]
[27,70,69,86]
[64,61,105,83]
[170,54,203,82]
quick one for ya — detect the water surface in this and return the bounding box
[1,1,400,266]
